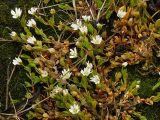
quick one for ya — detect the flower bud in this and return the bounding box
[50,9,56,15]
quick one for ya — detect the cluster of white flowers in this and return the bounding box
[69,103,80,114]
[71,17,89,34]
[90,75,100,84]
[27,19,36,27]
[28,7,37,15]
[61,69,72,80]
[69,47,77,58]
[12,57,22,65]
[27,36,36,44]
[81,61,93,76]
[91,35,103,45]
[11,8,22,19]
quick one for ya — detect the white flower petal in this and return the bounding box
[10,31,17,37]
[82,15,91,21]
[86,61,93,69]
[81,67,92,76]
[69,47,77,58]
[28,7,37,15]
[122,62,128,67]
[69,104,80,114]
[117,10,126,18]
[71,19,82,30]
[12,57,22,65]
[27,36,36,44]
[91,35,102,44]
[90,75,100,84]
[61,69,71,80]
[63,89,69,96]
[11,8,22,19]
[27,19,36,27]
[79,26,88,34]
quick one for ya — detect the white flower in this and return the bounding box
[82,15,91,21]
[136,85,140,89]
[27,36,36,44]
[69,47,78,58]
[90,75,100,84]
[122,62,128,67]
[48,48,55,53]
[81,67,92,76]
[12,57,22,65]
[86,61,93,69]
[97,23,103,29]
[117,10,126,18]
[71,19,82,30]
[50,85,63,98]
[11,7,22,19]
[10,31,17,37]
[27,19,36,27]
[69,104,80,114]
[91,35,102,44]
[79,25,88,34]
[63,89,69,96]
[61,69,71,80]
[39,69,48,77]
[28,7,37,15]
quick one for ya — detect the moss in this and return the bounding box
[0,0,39,38]
[136,103,160,120]
[0,0,40,111]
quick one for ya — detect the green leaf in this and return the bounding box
[151,92,160,102]
[28,62,36,68]
[121,68,128,84]
[43,0,49,4]
[82,37,92,49]
[80,76,89,90]
[87,23,95,34]
[20,15,26,27]
[21,54,31,59]
[152,80,160,91]
[24,66,31,73]
[106,10,112,20]
[60,57,65,66]
[80,48,85,57]
[36,16,48,25]
[128,80,139,91]
[25,81,32,87]
[20,33,27,41]
[35,27,48,41]
[35,107,45,113]
[155,19,160,28]
[130,0,138,7]
[33,76,41,84]
[24,27,32,36]
[48,16,55,27]
[132,112,147,120]
[58,4,73,10]
[95,0,103,8]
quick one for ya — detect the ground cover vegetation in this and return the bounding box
[0,0,160,119]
